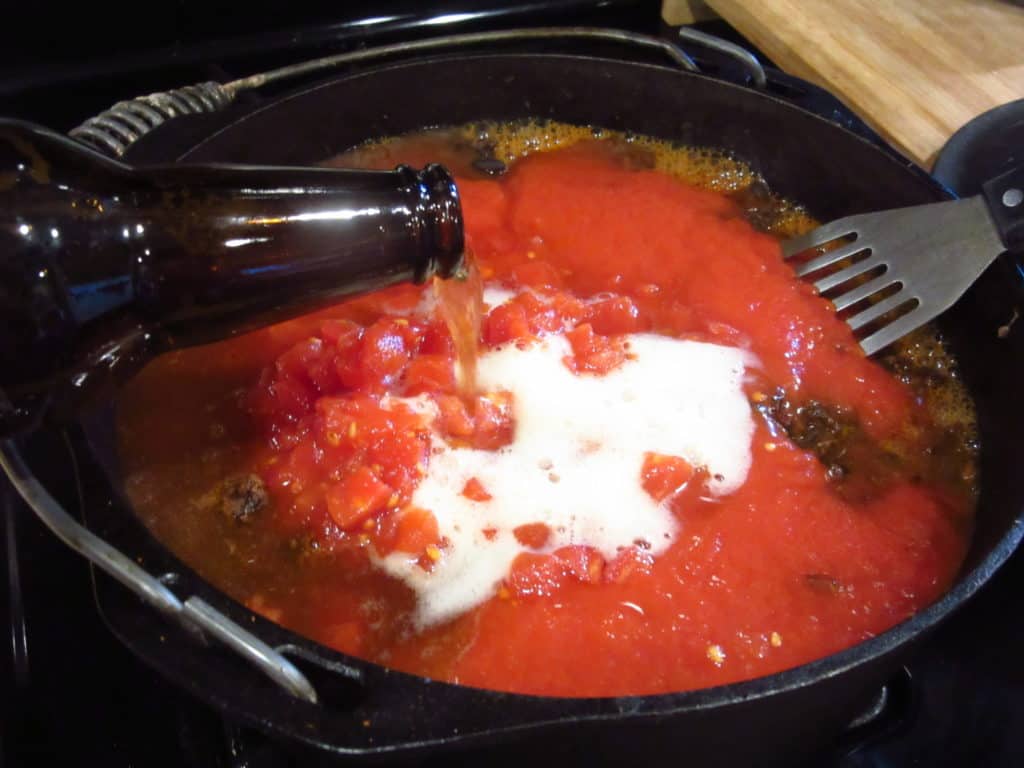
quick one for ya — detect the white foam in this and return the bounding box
[376,334,756,627]
[482,286,517,309]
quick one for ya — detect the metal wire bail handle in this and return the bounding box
[676,26,766,89]
[0,438,319,704]
[69,25,766,157]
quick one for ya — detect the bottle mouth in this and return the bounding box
[410,163,465,282]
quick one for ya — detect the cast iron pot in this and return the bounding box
[55,51,1024,766]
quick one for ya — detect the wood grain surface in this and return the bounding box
[705,0,1024,167]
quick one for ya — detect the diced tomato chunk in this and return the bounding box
[546,292,586,327]
[264,438,321,496]
[389,507,441,554]
[357,320,413,388]
[471,392,515,450]
[517,292,562,334]
[320,318,363,350]
[436,395,474,438]
[419,320,456,356]
[484,301,531,345]
[506,552,565,597]
[403,354,455,395]
[462,477,493,502]
[275,337,323,380]
[603,546,655,585]
[326,466,394,530]
[641,453,695,502]
[315,396,370,453]
[505,544,606,598]
[554,545,606,584]
[584,295,641,335]
[249,367,316,428]
[513,522,551,549]
[564,323,628,375]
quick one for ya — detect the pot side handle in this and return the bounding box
[68,25,772,158]
[0,438,319,705]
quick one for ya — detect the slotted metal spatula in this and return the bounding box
[783,165,1024,355]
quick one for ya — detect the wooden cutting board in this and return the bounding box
[702,0,1024,168]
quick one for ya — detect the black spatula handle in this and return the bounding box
[982,163,1024,251]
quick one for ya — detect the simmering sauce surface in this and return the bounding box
[117,123,977,697]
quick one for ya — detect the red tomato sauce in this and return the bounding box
[118,136,975,698]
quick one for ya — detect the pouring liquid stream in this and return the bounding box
[433,250,483,401]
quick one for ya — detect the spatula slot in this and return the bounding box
[811,251,883,293]
[826,271,900,313]
[849,294,919,334]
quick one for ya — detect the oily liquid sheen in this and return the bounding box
[116,120,980,698]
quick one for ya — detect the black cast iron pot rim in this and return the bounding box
[108,51,1023,723]
[183,51,943,185]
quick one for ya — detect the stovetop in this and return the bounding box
[3,3,1024,766]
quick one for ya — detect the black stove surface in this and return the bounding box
[3,3,1024,766]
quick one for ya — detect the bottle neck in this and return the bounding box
[126,161,464,347]
[0,120,464,435]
